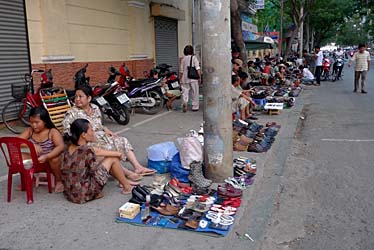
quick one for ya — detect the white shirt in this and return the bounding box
[180,55,200,83]
[316,51,323,66]
[335,50,344,57]
[351,51,370,71]
[303,68,314,80]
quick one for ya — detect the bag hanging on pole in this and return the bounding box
[187,56,200,80]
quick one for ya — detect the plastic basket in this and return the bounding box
[11,84,28,100]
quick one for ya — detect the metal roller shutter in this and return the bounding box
[154,17,178,72]
[0,0,31,119]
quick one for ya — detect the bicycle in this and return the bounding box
[2,69,44,134]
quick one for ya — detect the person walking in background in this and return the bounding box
[180,45,201,112]
[313,46,323,85]
[348,44,370,94]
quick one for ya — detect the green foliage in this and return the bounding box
[309,0,373,46]
[256,1,281,32]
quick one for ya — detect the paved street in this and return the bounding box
[259,66,374,250]
[0,65,373,250]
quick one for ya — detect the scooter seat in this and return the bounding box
[128,78,157,87]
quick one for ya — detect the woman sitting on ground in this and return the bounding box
[232,75,257,120]
[19,107,65,193]
[62,85,156,179]
[62,119,135,203]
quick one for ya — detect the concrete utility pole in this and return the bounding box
[201,0,232,182]
[299,6,304,57]
[279,0,284,57]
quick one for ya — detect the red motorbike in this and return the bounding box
[321,58,331,81]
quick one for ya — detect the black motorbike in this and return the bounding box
[71,65,131,125]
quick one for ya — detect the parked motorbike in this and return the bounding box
[124,77,164,114]
[321,58,331,81]
[74,64,90,89]
[116,66,165,114]
[153,63,181,104]
[332,57,344,82]
[65,64,90,101]
[70,64,131,125]
[92,80,131,125]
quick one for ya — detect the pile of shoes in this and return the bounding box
[233,157,256,186]
[247,122,280,153]
[232,119,281,153]
[288,86,302,97]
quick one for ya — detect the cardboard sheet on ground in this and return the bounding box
[115,211,232,237]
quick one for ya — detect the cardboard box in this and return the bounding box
[119,202,140,219]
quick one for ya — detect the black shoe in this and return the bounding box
[361,90,367,94]
[353,89,357,92]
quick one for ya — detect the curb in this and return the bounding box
[231,88,308,245]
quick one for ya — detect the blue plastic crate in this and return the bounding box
[253,98,266,106]
[148,159,171,174]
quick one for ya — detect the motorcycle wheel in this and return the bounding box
[111,102,130,125]
[141,90,164,115]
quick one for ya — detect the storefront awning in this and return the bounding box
[245,40,274,50]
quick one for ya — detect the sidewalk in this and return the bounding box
[0,91,309,250]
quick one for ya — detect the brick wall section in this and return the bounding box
[32,59,154,90]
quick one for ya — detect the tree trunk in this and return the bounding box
[285,27,299,57]
[230,0,248,72]
[305,16,310,51]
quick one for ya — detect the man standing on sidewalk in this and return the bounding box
[313,46,323,85]
[348,44,370,94]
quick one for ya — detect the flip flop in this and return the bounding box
[127,173,143,182]
[54,183,64,193]
[137,168,157,176]
[121,188,133,195]
[95,193,104,199]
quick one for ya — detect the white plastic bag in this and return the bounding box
[176,136,203,169]
[147,141,179,161]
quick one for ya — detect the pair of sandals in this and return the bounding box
[136,168,157,176]
[206,211,234,226]
[224,177,247,190]
[217,183,243,198]
[178,207,204,229]
[151,203,179,216]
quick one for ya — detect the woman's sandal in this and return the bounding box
[126,173,143,182]
[136,168,157,176]
[121,187,133,195]
[54,182,64,193]
[95,193,104,199]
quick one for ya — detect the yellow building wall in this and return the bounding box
[25,0,43,64]
[25,0,191,64]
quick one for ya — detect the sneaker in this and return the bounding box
[182,104,187,113]
[353,89,357,92]
[361,90,367,94]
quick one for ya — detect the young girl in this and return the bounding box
[19,107,65,193]
[61,119,136,204]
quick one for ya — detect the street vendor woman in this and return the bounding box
[62,85,156,178]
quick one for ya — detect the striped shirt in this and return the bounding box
[29,129,55,155]
[351,51,370,71]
